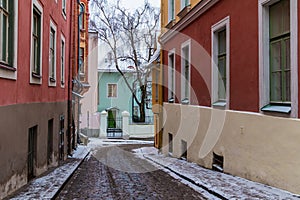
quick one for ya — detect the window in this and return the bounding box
[181,140,187,160]
[79,47,84,74]
[0,0,17,80]
[168,0,175,22]
[31,0,43,84]
[49,21,57,86]
[181,0,190,9]
[168,133,173,154]
[217,29,226,101]
[269,0,290,103]
[108,84,117,98]
[0,0,8,63]
[259,0,298,116]
[181,40,190,104]
[61,35,65,87]
[211,16,230,108]
[168,50,175,102]
[62,0,66,19]
[79,3,85,30]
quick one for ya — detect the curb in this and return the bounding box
[143,154,227,200]
[51,150,90,199]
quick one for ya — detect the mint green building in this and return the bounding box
[97,69,153,121]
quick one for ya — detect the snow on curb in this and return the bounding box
[10,145,89,200]
[135,147,300,200]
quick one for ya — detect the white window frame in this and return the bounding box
[30,0,43,85]
[168,49,176,102]
[181,0,190,10]
[62,0,66,20]
[211,16,230,109]
[168,0,175,22]
[107,83,118,98]
[181,39,191,104]
[0,0,18,80]
[60,34,65,88]
[258,0,298,117]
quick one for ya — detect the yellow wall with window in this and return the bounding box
[161,0,201,29]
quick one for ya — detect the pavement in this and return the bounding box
[7,138,300,199]
[7,145,90,200]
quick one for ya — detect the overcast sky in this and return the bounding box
[120,0,160,10]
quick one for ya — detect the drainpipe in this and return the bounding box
[67,0,74,155]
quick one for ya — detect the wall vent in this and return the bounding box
[212,152,224,172]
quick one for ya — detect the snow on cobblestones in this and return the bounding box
[135,147,300,200]
[9,145,89,200]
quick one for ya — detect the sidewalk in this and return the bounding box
[134,147,300,200]
[8,145,89,200]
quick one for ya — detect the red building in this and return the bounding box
[160,0,300,194]
[0,0,74,198]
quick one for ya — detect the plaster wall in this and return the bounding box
[162,103,300,194]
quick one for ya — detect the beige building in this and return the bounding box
[158,0,300,194]
[80,32,100,137]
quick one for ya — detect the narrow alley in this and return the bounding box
[56,143,212,199]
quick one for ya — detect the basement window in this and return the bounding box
[181,140,187,160]
[212,152,223,172]
[168,133,173,155]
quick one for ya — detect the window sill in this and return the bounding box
[165,19,175,29]
[181,98,189,105]
[212,101,226,107]
[168,98,174,103]
[0,62,16,71]
[32,72,42,79]
[177,4,191,19]
[261,104,291,114]
[49,77,56,82]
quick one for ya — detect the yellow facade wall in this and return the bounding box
[161,0,201,28]
[162,103,300,194]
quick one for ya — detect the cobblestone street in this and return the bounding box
[56,144,210,199]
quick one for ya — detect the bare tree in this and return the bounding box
[90,0,160,122]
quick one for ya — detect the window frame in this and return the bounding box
[180,0,190,10]
[30,0,43,85]
[61,34,66,88]
[168,49,176,102]
[0,0,18,80]
[79,47,84,75]
[168,0,175,22]
[62,0,66,20]
[107,83,118,98]
[211,16,230,109]
[49,20,57,87]
[79,3,85,30]
[181,39,191,104]
[258,0,298,117]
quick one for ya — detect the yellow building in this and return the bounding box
[161,0,201,31]
[153,0,201,149]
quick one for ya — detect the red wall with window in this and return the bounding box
[0,0,71,106]
[163,0,260,112]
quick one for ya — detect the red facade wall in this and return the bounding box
[0,0,71,106]
[163,0,260,112]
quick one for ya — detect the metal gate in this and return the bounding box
[107,117,123,138]
[28,126,37,180]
